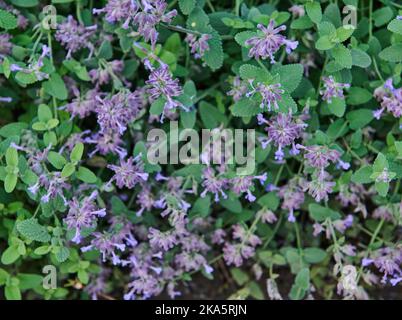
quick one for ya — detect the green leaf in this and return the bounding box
[388,19,402,35]
[234,31,256,47]
[70,142,84,163]
[0,268,9,285]
[76,166,97,183]
[220,196,243,213]
[291,16,314,29]
[190,196,211,217]
[230,268,249,286]
[61,162,76,178]
[295,268,310,289]
[32,122,47,131]
[327,97,346,117]
[38,104,53,122]
[4,174,17,193]
[34,245,51,255]
[257,193,279,210]
[335,26,354,42]
[18,273,43,290]
[351,49,372,68]
[274,64,303,93]
[199,101,226,128]
[375,181,389,197]
[5,285,21,300]
[305,2,322,24]
[0,122,28,138]
[1,246,20,265]
[332,44,352,69]
[346,87,372,105]
[346,108,374,130]
[203,30,224,71]
[379,44,402,63]
[98,40,113,60]
[15,71,37,85]
[54,246,70,263]
[62,59,91,81]
[308,203,341,222]
[150,97,166,115]
[315,36,334,51]
[78,269,89,284]
[42,73,68,100]
[304,248,327,264]
[0,9,18,30]
[17,218,51,242]
[10,0,38,7]
[231,99,260,117]
[373,153,387,172]
[372,7,393,27]
[180,109,196,129]
[48,151,67,169]
[6,147,18,167]
[179,0,196,15]
[351,166,373,184]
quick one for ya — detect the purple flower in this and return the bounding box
[231,173,267,202]
[85,131,127,159]
[0,33,12,55]
[200,166,229,202]
[136,187,155,216]
[247,81,284,111]
[55,15,97,59]
[288,5,305,18]
[278,178,305,222]
[146,65,183,119]
[373,79,402,119]
[133,0,177,48]
[89,60,124,86]
[260,209,277,224]
[64,191,106,243]
[148,227,177,251]
[258,113,307,161]
[107,155,148,189]
[298,144,341,169]
[320,76,350,103]
[93,0,138,26]
[63,88,99,119]
[301,173,335,202]
[82,231,126,265]
[185,33,211,59]
[227,76,248,102]
[95,91,143,135]
[245,21,298,63]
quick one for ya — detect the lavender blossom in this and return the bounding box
[231,173,267,202]
[146,65,183,119]
[320,76,350,103]
[227,76,248,102]
[0,33,12,55]
[245,21,298,63]
[258,113,307,161]
[247,81,284,111]
[373,79,402,119]
[200,166,229,202]
[55,15,96,59]
[64,191,106,243]
[107,155,148,189]
[185,33,211,59]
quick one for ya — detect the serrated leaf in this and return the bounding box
[274,64,303,93]
[305,2,322,24]
[304,248,327,264]
[379,44,402,63]
[231,98,260,117]
[316,36,334,50]
[0,9,18,30]
[4,174,17,193]
[351,166,373,184]
[6,147,18,167]
[179,0,196,15]
[351,49,372,68]
[17,218,51,242]
[42,73,68,100]
[332,44,352,69]
[346,87,372,105]
[203,30,223,71]
[346,108,374,129]
[388,19,402,35]
[308,204,341,222]
[327,97,346,117]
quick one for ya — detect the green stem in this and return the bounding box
[206,0,216,12]
[368,0,373,39]
[76,0,84,25]
[263,214,283,248]
[161,23,202,36]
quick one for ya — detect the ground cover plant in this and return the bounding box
[0,0,401,300]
